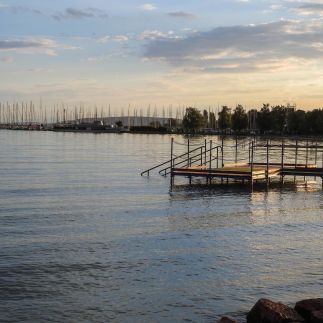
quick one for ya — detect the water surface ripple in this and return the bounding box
[0,131,323,322]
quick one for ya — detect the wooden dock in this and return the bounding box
[141,138,323,189]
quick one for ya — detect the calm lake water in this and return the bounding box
[0,130,323,322]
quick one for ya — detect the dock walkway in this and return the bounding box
[141,138,323,188]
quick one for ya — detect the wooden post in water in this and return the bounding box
[170,138,174,186]
[204,139,207,166]
[266,139,269,186]
[216,147,219,168]
[281,139,285,184]
[304,140,309,181]
[306,140,309,168]
[294,139,298,182]
[209,140,212,169]
[248,141,251,163]
[221,138,224,167]
[251,140,254,188]
[235,138,238,164]
[187,139,190,167]
[315,141,318,180]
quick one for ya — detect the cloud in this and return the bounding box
[139,3,157,11]
[97,35,130,43]
[143,20,323,73]
[52,7,108,20]
[295,2,323,15]
[139,30,180,40]
[0,38,77,56]
[0,3,43,15]
[167,11,196,19]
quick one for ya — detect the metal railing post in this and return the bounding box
[204,139,207,166]
[221,139,224,167]
[170,137,174,170]
[281,139,284,184]
[306,140,309,168]
[187,139,190,167]
[209,140,212,169]
[266,139,269,184]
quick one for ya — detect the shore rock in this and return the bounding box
[218,316,238,323]
[247,298,304,323]
[311,310,323,323]
[295,299,323,322]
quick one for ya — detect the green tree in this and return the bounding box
[287,110,307,134]
[231,104,248,131]
[209,112,216,129]
[271,105,288,133]
[115,120,123,128]
[257,103,272,133]
[203,109,208,127]
[218,106,231,131]
[182,107,206,131]
[248,109,258,131]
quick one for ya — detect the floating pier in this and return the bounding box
[141,138,323,189]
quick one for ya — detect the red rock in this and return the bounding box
[295,299,323,322]
[247,298,304,323]
[310,309,323,323]
[218,316,237,323]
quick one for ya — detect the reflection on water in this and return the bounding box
[0,131,323,322]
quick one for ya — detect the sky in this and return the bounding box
[1,0,323,111]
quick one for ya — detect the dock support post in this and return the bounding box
[204,139,207,166]
[209,140,212,169]
[170,138,174,187]
[314,141,318,180]
[305,140,309,181]
[294,139,298,182]
[221,138,224,167]
[266,139,269,186]
[251,141,254,189]
[235,138,238,164]
[251,140,254,174]
[171,137,174,169]
[306,140,309,168]
[187,139,190,167]
[248,141,251,163]
[281,139,284,185]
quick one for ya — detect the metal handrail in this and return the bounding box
[162,156,220,176]
[141,145,207,176]
[158,145,222,176]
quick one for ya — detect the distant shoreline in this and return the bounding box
[1,127,323,140]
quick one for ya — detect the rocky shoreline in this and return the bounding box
[218,298,323,323]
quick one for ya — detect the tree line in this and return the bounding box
[182,105,323,135]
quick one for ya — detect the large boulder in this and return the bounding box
[247,298,304,323]
[311,310,323,323]
[295,299,323,322]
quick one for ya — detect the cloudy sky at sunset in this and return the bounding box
[2,0,323,111]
